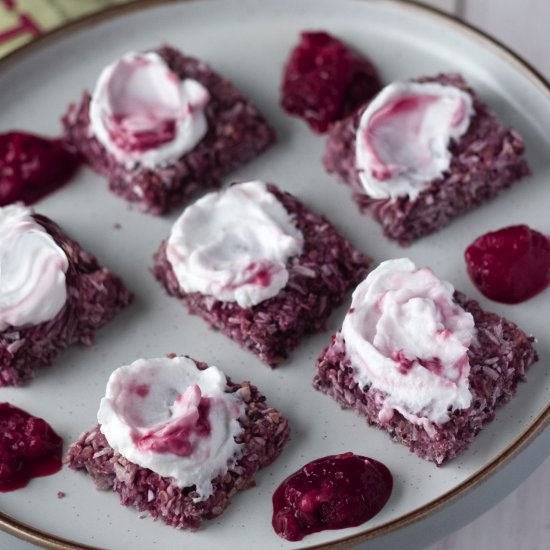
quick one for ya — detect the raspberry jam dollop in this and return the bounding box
[0,131,80,206]
[0,403,63,492]
[272,452,393,541]
[281,31,381,133]
[465,225,550,304]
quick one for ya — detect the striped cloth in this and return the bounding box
[0,0,132,57]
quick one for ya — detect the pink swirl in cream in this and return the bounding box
[90,51,209,168]
[97,356,245,500]
[166,181,303,308]
[342,258,475,426]
[0,205,68,331]
[356,81,473,200]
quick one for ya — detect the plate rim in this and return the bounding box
[0,0,549,548]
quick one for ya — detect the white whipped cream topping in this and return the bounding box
[0,205,68,331]
[166,181,304,308]
[356,81,474,200]
[89,51,209,168]
[98,356,245,501]
[342,258,475,425]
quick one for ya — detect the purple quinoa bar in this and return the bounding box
[62,45,276,215]
[0,214,133,387]
[314,292,537,465]
[323,73,531,245]
[65,359,291,530]
[153,184,371,367]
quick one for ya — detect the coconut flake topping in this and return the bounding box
[90,51,209,168]
[342,258,475,426]
[98,356,245,501]
[166,181,304,308]
[356,81,473,200]
[0,205,68,331]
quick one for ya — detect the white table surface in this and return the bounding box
[1,1,550,549]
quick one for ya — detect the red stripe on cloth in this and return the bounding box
[0,13,42,43]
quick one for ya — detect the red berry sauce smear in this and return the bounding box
[0,131,81,206]
[0,403,63,492]
[465,224,550,304]
[281,31,382,133]
[272,452,393,542]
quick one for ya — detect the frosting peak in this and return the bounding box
[356,81,473,200]
[342,258,475,425]
[90,51,209,168]
[97,356,245,501]
[0,205,68,331]
[166,181,304,308]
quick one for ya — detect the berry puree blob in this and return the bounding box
[465,224,550,304]
[272,452,393,541]
[0,131,80,206]
[0,403,63,492]
[281,31,381,133]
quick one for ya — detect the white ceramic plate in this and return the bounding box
[1,1,549,549]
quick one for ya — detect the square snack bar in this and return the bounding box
[62,45,275,215]
[323,73,530,244]
[0,214,133,387]
[153,184,371,366]
[65,359,290,530]
[314,292,537,465]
